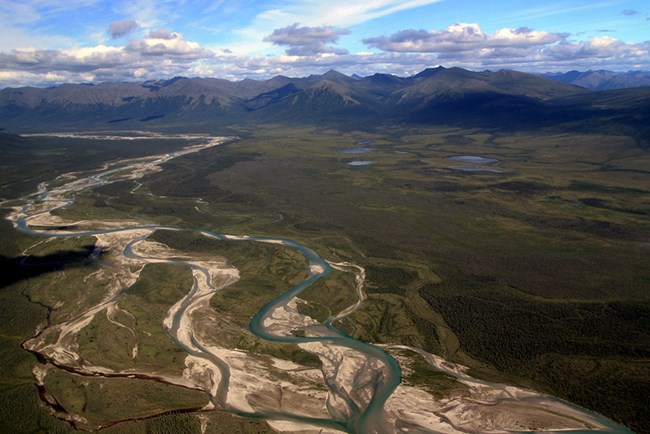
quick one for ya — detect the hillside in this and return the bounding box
[6,66,650,133]
[544,70,650,90]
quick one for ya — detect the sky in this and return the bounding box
[1,0,649,87]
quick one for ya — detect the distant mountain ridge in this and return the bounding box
[1,66,649,139]
[542,70,650,90]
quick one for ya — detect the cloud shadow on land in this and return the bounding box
[0,245,104,290]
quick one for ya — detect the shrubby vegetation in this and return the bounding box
[419,273,650,432]
[391,349,467,398]
[364,265,418,295]
[0,218,81,432]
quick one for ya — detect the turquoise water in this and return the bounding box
[338,147,373,154]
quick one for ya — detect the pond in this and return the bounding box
[450,165,503,173]
[338,148,374,154]
[447,155,499,163]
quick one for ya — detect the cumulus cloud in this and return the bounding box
[0,30,214,86]
[1,19,649,88]
[147,28,178,40]
[126,34,207,58]
[430,36,650,72]
[108,19,139,39]
[363,23,567,52]
[541,37,640,61]
[264,23,350,56]
[357,23,649,73]
[0,46,124,75]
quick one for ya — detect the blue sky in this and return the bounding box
[0,0,648,87]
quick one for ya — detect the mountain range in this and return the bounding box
[542,70,650,90]
[1,67,649,140]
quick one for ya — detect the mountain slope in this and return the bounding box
[386,67,587,126]
[1,66,649,132]
[544,70,650,90]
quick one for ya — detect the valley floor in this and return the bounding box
[0,126,648,433]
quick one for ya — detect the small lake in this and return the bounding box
[339,148,374,154]
[450,165,503,173]
[447,155,499,163]
[347,161,373,166]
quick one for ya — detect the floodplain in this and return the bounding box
[0,124,648,433]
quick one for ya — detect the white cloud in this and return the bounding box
[363,23,567,52]
[0,31,213,85]
[357,22,649,72]
[2,32,649,88]
[264,23,350,56]
[127,33,207,58]
[490,27,565,47]
[0,13,648,88]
